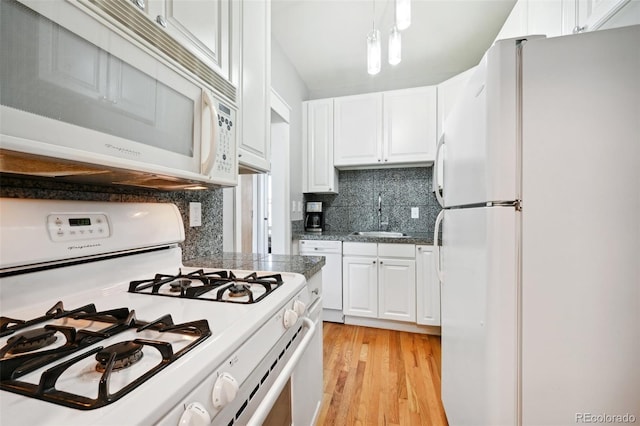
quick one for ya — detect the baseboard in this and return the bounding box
[322,309,344,323]
[344,316,441,335]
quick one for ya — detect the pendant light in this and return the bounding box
[366,0,381,75]
[388,25,401,65]
[395,0,411,31]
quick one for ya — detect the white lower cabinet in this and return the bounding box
[378,257,416,322]
[343,242,416,322]
[416,245,441,326]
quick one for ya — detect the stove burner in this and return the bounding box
[95,341,144,372]
[169,278,192,292]
[227,284,251,298]
[6,328,58,354]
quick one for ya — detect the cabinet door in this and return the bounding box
[416,245,440,326]
[333,93,382,167]
[436,67,476,193]
[148,0,231,79]
[383,86,437,164]
[578,0,632,30]
[378,258,416,322]
[238,0,271,172]
[303,100,338,193]
[343,256,378,318]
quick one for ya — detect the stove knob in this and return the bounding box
[283,309,299,329]
[293,300,306,316]
[178,402,211,426]
[212,372,239,409]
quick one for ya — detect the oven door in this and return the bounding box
[238,314,318,426]
[0,0,236,187]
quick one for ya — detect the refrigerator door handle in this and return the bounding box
[433,134,445,208]
[434,209,445,283]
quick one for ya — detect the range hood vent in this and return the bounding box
[81,0,236,104]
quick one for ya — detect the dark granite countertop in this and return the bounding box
[293,231,436,245]
[184,252,326,280]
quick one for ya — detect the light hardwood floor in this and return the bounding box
[317,323,448,426]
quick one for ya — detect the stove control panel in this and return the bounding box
[47,213,111,242]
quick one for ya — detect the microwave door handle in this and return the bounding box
[246,317,316,426]
[200,90,218,176]
[433,133,445,208]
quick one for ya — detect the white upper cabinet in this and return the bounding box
[437,67,476,140]
[333,86,437,168]
[333,93,383,167]
[435,67,476,192]
[237,0,271,172]
[494,0,569,41]
[494,0,637,42]
[383,86,437,164]
[303,99,339,194]
[576,0,637,31]
[147,0,232,80]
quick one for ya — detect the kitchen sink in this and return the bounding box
[350,231,411,238]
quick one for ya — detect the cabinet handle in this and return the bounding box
[379,261,383,264]
[373,260,376,264]
[156,15,167,28]
[377,159,381,162]
[131,0,145,10]
[418,247,422,252]
[384,159,388,162]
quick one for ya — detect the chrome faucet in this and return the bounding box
[377,193,389,231]
[378,193,382,231]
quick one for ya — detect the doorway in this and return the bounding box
[226,90,291,254]
[269,90,291,254]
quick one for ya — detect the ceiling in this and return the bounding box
[271,0,516,99]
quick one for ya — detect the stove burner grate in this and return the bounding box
[0,301,97,338]
[128,270,284,304]
[0,308,211,410]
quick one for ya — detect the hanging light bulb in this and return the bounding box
[367,28,381,75]
[395,0,411,31]
[388,25,401,65]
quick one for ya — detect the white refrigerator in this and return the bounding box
[433,25,640,425]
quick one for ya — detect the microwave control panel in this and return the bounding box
[213,101,236,180]
[47,214,111,242]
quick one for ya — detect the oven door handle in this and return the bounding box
[246,316,316,426]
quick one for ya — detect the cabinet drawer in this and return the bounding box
[378,243,415,258]
[343,242,377,256]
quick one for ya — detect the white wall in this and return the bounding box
[270,38,309,222]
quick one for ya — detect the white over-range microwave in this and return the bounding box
[0,0,237,190]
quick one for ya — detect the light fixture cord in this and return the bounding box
[372,0,376,30]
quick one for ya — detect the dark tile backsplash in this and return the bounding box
[304,167,441,235]
[0,175,223,260]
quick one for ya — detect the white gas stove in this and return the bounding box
[0,198,320,425]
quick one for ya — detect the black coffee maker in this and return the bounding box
[304,202,324,232]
